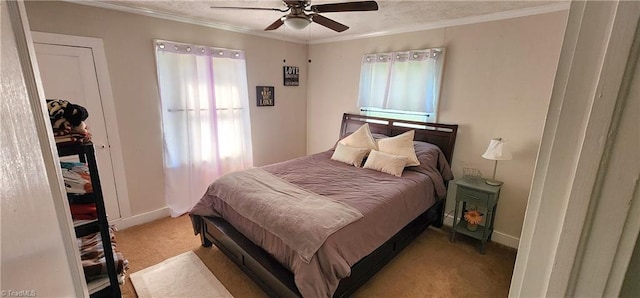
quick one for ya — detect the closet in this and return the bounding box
[58,142,123,297]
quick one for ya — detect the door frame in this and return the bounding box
[31,31,132,219]
[510,1,640,297]
[5,1,86,295]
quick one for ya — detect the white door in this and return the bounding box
[34,43,121,220]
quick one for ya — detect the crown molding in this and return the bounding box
[309,2,571,44]
[63,0,308,44]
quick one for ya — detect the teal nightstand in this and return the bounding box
[450,178,501,254]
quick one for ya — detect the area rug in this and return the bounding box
[130,251,233,298]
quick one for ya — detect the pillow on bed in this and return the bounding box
[376,130,420,167]
[338,123,377,151]
[363,150,408,177]
[371,133,389,140]
[331,143,370,167]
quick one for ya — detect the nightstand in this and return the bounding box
[450,178,501,254]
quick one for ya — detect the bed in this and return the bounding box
[190,113,458,297]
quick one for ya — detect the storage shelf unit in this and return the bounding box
[57,143,121,297]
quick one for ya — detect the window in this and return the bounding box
[155,40,253,216]
[357,48,445,122]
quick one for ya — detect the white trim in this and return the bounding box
[62,0,306,45]
[112,207,171,230]
[7,1,87,296]
[443,214,519,249]
[566,2,640,295]
[63,0,568,45]
[310,2,570,44]
[510,1,640,297]
[30,31,132,219]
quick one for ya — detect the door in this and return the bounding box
[34,42,121,220]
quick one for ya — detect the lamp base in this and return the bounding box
[485,179,503,186]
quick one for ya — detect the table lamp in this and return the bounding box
[482,138,512,185]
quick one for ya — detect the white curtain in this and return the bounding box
[155,41,253,217]
[358,49,445,114]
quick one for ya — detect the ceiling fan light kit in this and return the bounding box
[284,15,312,30]
[211,1,379,33]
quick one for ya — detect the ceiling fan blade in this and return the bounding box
[264,18,285,31]
[312,14,349,32]
[311,1,378,13]
[210,6,288,12]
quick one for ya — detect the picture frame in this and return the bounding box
[283,66,299,86]
[256,86,275,106]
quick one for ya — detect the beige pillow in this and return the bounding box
[331,143,369,167]
[363,150,408,177]
[376,130,420,167]
[338,123,377,151]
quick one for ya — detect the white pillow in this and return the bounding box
[363,150,408,177]
[338,123,377,151]
[331,143,369,167]
[376,130,420,167]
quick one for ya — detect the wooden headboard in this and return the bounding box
[340,113,459,164]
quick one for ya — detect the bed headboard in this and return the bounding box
[340,113,458,164]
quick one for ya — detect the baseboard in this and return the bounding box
[111,207,171,230]
[443,214,520,249]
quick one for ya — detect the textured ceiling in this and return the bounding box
[95,0,565,43]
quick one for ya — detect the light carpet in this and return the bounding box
[130,251,233,298]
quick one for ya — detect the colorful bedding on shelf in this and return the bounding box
[46,99,92,144]
[77,227,128,283]
[69,203,97,221]
[61,162,93,194]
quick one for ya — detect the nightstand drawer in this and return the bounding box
[457,187,489,202]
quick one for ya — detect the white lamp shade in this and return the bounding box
[284,15,311,30]
[482,138,512,161]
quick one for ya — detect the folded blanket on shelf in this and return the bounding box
[77,227,129,283]
[54,128,92,144]
[61,162,92,194]
[46,99,93,144]
[70,203,97,220]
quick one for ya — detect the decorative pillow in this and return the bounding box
[371,133,389,140]
[376,130,420,166]
[338,123,377,151]
[331,143,370,167]
[363,150,408,177]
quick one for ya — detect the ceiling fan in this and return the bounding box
[210,0,379,32]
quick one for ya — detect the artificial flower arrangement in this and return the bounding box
[464,209,483,231]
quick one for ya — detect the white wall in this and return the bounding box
[24,1,309,218]
[307,11,568,246]
[1,0,82,295]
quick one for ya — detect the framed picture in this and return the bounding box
[283,66,299,86]
[256,86,275,106]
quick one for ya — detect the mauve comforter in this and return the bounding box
[190,142,453,297]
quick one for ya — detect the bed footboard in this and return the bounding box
[197,214,300,297]
[194,197,446,298]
